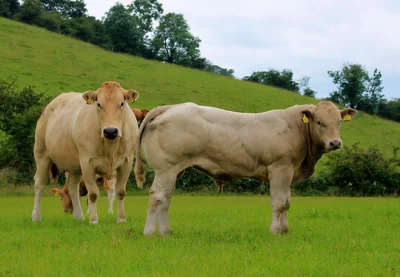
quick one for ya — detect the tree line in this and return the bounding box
[0,0,399,121]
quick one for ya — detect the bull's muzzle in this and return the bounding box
[328,139,342,150]
[103,127,119,140]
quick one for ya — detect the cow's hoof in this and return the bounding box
[144,227,156,236]
[116,217,126,224]
[108,210,114,215]
[89,220,99,225]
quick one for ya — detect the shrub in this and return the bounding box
[0,79,51,183]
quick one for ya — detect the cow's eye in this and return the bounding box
[120,102,124,107]
[97,103,101,109]
[317,121,321,126]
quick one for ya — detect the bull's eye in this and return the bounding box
[120,102,124,107]
[317,121,321,126]
[97,103,101,109]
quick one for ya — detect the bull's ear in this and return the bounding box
[125,89,139,103]
[340,108,357,122]
[300,110,313,124]
[82,91,97,104]
[51,188,60,196]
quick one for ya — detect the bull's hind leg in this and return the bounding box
[268,163,293,234]
[31,155,52,221]
[144,172,177,236]
[67,173,85,220]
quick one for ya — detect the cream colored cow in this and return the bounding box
[135,101,357,235]
[32,81,139,224]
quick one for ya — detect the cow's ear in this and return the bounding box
[340,108,357,122]
[125,89,139,103]
[82,91,97,104]
[300,110,313,124]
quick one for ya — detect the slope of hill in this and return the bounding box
[1,18,399,168]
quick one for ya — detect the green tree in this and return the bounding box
[327,63,370,109]
[103,3,139,53]
[303,87,316,98]
[36,11,62,32]
[204,62,235,77]
[152,12,201,66]
[17,0,43,24]
[243,69,300,92]
[41,0,87,18]
[0,0,20,18]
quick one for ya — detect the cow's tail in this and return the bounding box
[134,105,173,189]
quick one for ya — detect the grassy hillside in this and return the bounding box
[1,17,399,165]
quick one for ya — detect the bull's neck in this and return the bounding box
[103,139,119,179]
[303,123,324,168]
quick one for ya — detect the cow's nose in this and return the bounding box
[103,128,118,140]
[329,140,342,148]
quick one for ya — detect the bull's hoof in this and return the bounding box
[116,217,126,224]
[269,226,289,235]
[159,229,171,236]
[31,210,41,221]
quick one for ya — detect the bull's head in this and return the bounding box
[82,81,139,140]
[301,101,357,152]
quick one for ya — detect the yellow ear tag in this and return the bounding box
[87,99,94,104]
[343,114,352,121]
[54,191,59,196]
[302,114,309,124]
[128,98,135,103]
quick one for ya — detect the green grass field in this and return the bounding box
[0,196,399,276]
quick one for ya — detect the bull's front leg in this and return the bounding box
[81,163,100,224]
[268,163,293,234]
[115,160,132,223]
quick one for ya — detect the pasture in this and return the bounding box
[0,195,399,276]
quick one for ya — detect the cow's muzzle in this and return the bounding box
[103,127,118,140]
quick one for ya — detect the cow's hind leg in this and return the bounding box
[268,163,293,234]
[67,173,85,221]
[144,172,177,236]
[31,156,52,221]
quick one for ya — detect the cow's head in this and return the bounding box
[300,101,357,152]
[83,81,139,140]
[51,186,73,214]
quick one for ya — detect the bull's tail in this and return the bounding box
[49,162,59,184]
[134,105,173,188]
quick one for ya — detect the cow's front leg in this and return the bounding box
[67,173,85,220]
[81,164,99,224]
[107,171,117,214]
[115,161,132,223]
[268,163,293,234]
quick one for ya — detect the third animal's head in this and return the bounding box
[83,81,139,140]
